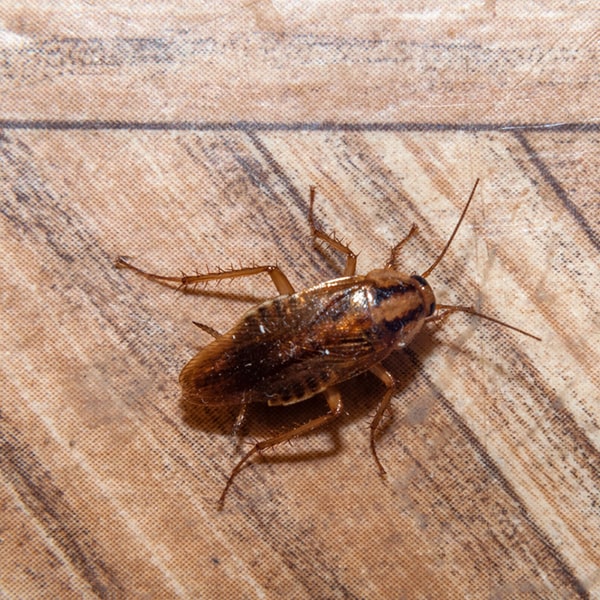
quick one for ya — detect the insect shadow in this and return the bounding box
[116,180,539,509]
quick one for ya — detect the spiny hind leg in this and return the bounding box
[218,386,343,510]
[115,258,295,295]
[309,186,357,277]
[368,363,397,476]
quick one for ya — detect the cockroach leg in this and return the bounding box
[309,186,357,277]
[385,224,419,270]
[192,321,221,339]
[232,403,250,435]
[367,363,397,477]
[116,258,295,295]
[424,305,463,330]
[218,385,344,510]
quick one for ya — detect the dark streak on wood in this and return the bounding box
[1,119,598,132]
[403,348,591,599]
[513,131,599,252]
[0,132,177,378]
[0,410,124,598]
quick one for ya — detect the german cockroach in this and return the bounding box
[116,179,540,509]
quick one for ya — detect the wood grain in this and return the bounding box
[1,2,598,599]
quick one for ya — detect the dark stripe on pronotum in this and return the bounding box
[373,283,408,305]
[383,306,424,332]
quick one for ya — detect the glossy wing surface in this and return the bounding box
[179,276,392,406]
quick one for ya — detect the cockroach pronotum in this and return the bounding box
[116,179,540,509]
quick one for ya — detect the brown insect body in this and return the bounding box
[179,270,435,407]
[116,179,539,509]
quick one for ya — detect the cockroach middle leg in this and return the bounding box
[115,258,295,295]
[367,363,397,476]
[309,186,357,277]
[232,403,250,435]
[218,385,344,510]
[192,320,221,339]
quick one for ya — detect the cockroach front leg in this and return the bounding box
[309,187,357,277]
[385,224,419,270]
[218,385,344,510]
[115,258,295,295]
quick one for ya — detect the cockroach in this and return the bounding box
[116,179,540,509]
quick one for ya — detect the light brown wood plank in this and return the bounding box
[0,2,597,124]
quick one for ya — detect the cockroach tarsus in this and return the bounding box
[116,179,540,510]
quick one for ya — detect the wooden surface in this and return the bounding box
[1,2,598,599]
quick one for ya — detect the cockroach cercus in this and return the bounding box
[116,179,540,509]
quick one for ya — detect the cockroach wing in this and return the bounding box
[179,276,394,406]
